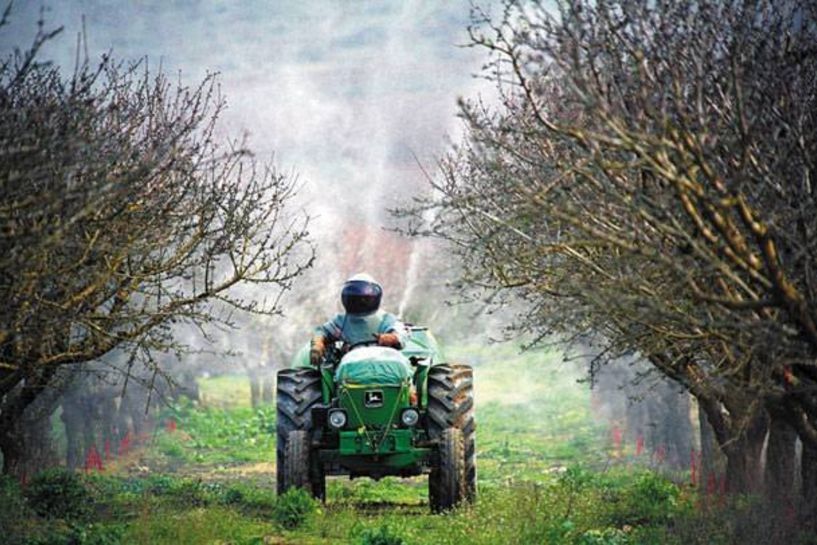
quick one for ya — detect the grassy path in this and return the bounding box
[5,345,727,544]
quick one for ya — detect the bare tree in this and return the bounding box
[406,0,816,506]
[0,18,311,474]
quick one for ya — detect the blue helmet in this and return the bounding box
[341,273,382,315]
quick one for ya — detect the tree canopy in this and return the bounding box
[405,0,817,494]
[0,17,311,473]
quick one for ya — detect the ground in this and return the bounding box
[3,343,753,545]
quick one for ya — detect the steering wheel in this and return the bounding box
[346,339,380,350]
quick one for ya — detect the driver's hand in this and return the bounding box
[310,336,326,365]
[376,333,401,348]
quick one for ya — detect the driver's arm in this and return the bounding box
[376,315,408,349]
[311,316,342,365]
[310,333,328,365]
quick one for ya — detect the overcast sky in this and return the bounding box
[0,1,490,234]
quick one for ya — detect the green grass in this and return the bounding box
[469,344,607,482]
[2,343,792,544]
[123,505,274,545]
[150,403,276,467]
[4,467,785,545]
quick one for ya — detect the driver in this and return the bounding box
[310,273,407,366]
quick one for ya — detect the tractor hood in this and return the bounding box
[335,346,412,385]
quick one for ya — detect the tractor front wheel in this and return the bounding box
[429,427,466,513]
[427,364,476,501]
[279,430,325,499]
[280,430,311,493]
[276,368,324,498]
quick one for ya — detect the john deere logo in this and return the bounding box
[364,390,384,407]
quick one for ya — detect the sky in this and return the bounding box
[0,1,501,350]
[0,1,490,234]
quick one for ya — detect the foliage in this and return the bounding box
[25,468,93,521]
[358,525,407,545]
[273,488,317,530]
[0,475,30,544]
[26,523,126,545]
[619,472,681,525]
[577,528,630,545]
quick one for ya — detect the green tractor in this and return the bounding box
[276,326,475,512]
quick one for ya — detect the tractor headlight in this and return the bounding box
[400,408,420,427]
[328,409,347,429]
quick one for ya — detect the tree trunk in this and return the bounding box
[699,401,725,487]
[249,371,261,409]
[802,442,817,530]
[724,411,768,494]
[659,389,693,469]
[0,425,24,477]
[21,409,59,475]
[61,401,82,470]
[261,376,274,404]
[118,387,145,438]
[259,338,274,405]
[765,408,797,502]
[0,368,59,476]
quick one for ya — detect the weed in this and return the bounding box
[578,527,630,545]
[25,468,93,521]
[68,523,126,545]
[143,474,176,495]
[273,488,317,530]
[223,486,245,505]
[168,479,209,507]
[0,474,25,515]
[0,476,32,545]
[223,483,277,511]
[121,505,272,544]
[358,524,407,545]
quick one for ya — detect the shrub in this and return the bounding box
[0,475,31,545]
[167,479,210,507]
[219,484,276,511]
[578,528,630,545]
[621,473,680,525]
[25,523,125,545]
[273,488,316,530]
[25,468,92,521]
[358,525,407,545]
[558,465,594,491]
[223,487,245,505]
[0,474,26,514]
[144,474,176,495]
[69,523,125,545]
[255,406,276,434]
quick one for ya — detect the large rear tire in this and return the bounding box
[429,427,466,513]
[276,368,323,498]
[427,364,476,502]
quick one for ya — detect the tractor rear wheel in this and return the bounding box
[429,427,466,513]
[427,364,476,501]
[276,368,323,497]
